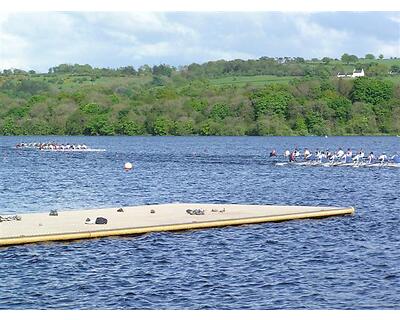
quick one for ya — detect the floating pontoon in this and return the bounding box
[0,203,354,246]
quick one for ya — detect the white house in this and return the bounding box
[337,68,365,78]
[351,69,365,78]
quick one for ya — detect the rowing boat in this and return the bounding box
[274,161,400,168]
[39,148,106,152]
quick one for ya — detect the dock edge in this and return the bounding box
[0,207,355,246]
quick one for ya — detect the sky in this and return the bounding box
[0,11,399,72]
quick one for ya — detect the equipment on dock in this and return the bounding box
[49,209,58,216]
[0,215,22,222]
[95,217,108,225]
[186,208,205,215]
[85,217,108,224]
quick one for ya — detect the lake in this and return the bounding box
[0,136,399,309]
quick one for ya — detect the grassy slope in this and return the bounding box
[208,58,400,87]
[209,75,300,87]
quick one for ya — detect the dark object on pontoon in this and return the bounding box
[95,217,108,224]
[117,208,124,212]
[186,209,205,215]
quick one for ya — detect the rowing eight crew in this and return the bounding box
[16,142,88,150]
[269,148,400,164]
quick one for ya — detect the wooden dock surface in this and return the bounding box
[0,203,354,246]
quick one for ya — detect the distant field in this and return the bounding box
[356,58,400,66]
[209,73,400,88]
[26,74,153,90]
[1,58,398,91]
[209,75,299,87]
[385,75,400,83]
[306,58,400,73]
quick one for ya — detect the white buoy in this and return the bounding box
[124,162,133,171]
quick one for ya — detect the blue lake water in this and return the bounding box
[0,136,399,309]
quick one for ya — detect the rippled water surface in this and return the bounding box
[0,136,399,309]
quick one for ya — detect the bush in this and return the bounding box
[250,86,292,118]
[326,95,352,121]
[151,117,175,135]
[351,78,393,105]
[116,120,145,135]
[210,103,230,121]
[256,114,293,135]
[84,115,115,135]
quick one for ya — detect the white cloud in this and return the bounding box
[0,14,30,70]
[0,12,83,70]
[0,12,398,71]
[0,32,29,69]
[365,39,400,58]
[80,12,198,38]
[389,14,400,24]
[185,47,255,62]
[290,14,350,57]
[0,12,200,70]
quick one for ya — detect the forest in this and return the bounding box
[0,54,399,136]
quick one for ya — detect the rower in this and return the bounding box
[269,149,277,157]
[367,152,375,164]
[284,150,290,158]
[319,152,328,163]
[346,148,353,157]
[337,147,344,159]
[378,153,388,163]
[343,152,353,163]
[326,149,333,160]
[353,152,362,163]
[304,148,312,160]
[289,151,296,162]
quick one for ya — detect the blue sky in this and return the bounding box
[0,12,399,72]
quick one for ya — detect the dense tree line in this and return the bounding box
[0,56,399,136]
[2,55,399,79]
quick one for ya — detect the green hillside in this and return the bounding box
[0,55,399,136]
